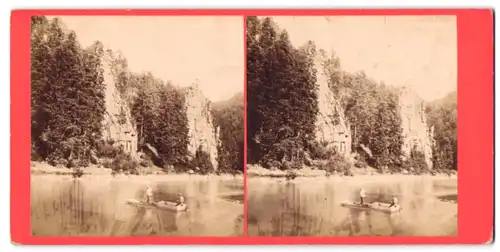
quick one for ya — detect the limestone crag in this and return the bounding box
[314,61,352,157]
[398,86,434,169]
[100,53,138,158]
[184,82,219,170]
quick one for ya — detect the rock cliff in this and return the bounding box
[100,53,138,158]
[398,86,434,169]
[183,82,219,170]
[314,61,352,157]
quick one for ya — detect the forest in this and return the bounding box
[246,16,457,174]
[30,16,244,174]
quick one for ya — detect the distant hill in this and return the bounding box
[428,90,457,108]
[211,91,244,173]
[425,90,457,171]
[213,92,244,111]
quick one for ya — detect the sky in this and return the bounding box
[56,16,244,102]
[270,16,457,101]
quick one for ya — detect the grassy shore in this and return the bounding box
[247,164,457,181]
[30,161,243,181]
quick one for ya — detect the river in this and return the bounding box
[247,176,457,236]
[31,175,244,236]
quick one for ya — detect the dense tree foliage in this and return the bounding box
[246,16,404,171]
[247,17,455,174]
[212,93,244,173]
[31,16,106,168]
[154,84,190,167]
[319,50,405,170]
[31,16,241,174]
[426,91,457,171]
[97,48,213,172]
[191,145,215,175]
[247,16,319,169]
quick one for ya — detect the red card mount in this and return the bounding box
[11,9,493,245]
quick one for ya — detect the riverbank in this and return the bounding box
[30,161,243,181]
[247,164,457,182]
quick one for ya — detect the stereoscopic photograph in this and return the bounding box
[30,16,244,236]
[246,16,458,236]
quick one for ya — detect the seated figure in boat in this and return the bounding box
[176,193,185,206]
[389,194,399,208]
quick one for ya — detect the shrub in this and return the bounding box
[280,160,293,171]
[319,153,351,174]
[191,145,214,175]
[354,159,366,168]
[285,170,298,180]
[309,140,337,160]
[102,159,113,169]
[66,156,91,169]
[31,143,43,161]
[110,151,138,173]
[96,140,119,159]
[72,168,84,178]
[262,159,281,170]
[343,169,353,176]
[401,146,429,175]
[139,154,154,167]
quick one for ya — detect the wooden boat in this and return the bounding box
[125,199,188,212]
[340,201,402,214]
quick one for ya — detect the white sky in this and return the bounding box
[271,16,457,101]
[52,16,456,102]
[56,16,244,102]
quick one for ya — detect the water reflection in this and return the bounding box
[31,176,244,236]
[248,178,457,236]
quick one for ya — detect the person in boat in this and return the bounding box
[359,188,367,206]
[146,185,154,204]
[176,193,185,206]
[389,194,399,208]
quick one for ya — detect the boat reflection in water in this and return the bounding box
[335,205,403,236]
[247,178,457,236]
[31,176,244,236]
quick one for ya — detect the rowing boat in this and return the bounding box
[340,201,402,214]
[125,199,188,212]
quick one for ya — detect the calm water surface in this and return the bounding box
[248,177,457,236]
[31,176,244,236]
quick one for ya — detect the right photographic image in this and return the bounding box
[246,15,458,237]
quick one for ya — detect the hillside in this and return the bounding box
[425,91,457,171]
[211,92,244,173]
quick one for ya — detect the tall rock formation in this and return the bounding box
[184,82,219,170]
[398,86,434,169]
[100,53,138,158]
[314,61,352,157]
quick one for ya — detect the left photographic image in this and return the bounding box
[30,16,244,237]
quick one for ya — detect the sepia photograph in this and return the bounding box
[30,16,244,236]
[246,16,457,236]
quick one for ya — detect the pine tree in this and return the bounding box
[246,17,319,169]
[30,17,106,167]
